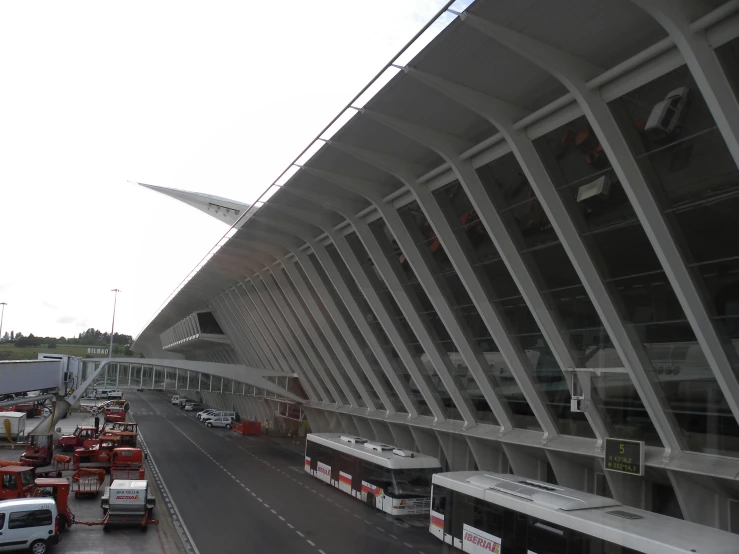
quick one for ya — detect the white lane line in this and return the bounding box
[271,509,277,515]
[404,543,413,548]
[307,540,315,546]
[278,516,285,521]
[287,523,294,529]
[389,534,398,540]
[296,531,305,537]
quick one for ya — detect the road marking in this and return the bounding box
[404,542,413,548]
[389,534,398,540]
[278,516,285,521]
[296,531,305,537]
[307,539,315,546]
[287,523,294,529]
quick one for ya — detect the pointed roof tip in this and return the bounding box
[135,181,250,226]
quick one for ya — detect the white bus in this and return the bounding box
[431,471,739,553]
[305,433,441,515]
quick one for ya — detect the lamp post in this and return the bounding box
[109,289,121,358]
[0,303,6,341]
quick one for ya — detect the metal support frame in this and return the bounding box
[258,201,427,418]
[240,243,382,412]
[255,206,437,420]
[247,221,375,411]
[232,285,292,372]
[459,12,693,458]
[357,110,565,442]
[241,241,345,407]
[257,267,331,403]
[319,144,511,431]
[633,0,739,167]
[242,234,360,408]
[402,67,609,444]
[212,294,268,370]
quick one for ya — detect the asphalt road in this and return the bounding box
[128,391,451,554]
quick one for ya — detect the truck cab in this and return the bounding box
[19,434,53,467]
[0,466,36,500]
[57,426,98,452]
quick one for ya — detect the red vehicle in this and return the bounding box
[110,448,145,482]
[57,426,99,452]
[32,478,73,529]
[20,434,54,467]
[0,466,36,499]
[73,437,121,470]
[104,407,126,423]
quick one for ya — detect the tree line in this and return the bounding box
[1,328,134,349]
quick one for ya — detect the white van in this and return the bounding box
[171,395,180,405]
[89,389,116,400]
[106,390,123,400]
[201,411,235,423]
[0,497,60,553]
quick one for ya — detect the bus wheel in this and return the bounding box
[366,494,376,509]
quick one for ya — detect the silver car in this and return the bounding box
[205,416,232,429]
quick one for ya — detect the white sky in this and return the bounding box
[0,0,450,340]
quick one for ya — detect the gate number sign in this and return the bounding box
[604,438,645,476]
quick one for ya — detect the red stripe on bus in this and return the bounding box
[431,515,444,528]
[339,475,352,485]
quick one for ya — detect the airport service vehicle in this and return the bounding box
[32,477,73,530]
[110,448,145,482]
[0,466,36,500]
[103,407,126,424]
[184,402,202,412]
[106,390,123,400]
[70,469,106,499]
[170,395,180,405]
[100,479,156,530]
[196,409,216,421]
[205,416,232,429]
[100,422,138,448]
[0,497,60,553]
[20,435,54,467]
[430,471,739,554]
[305,434,441,515]
[57,426,98,452]
[0,412,27,441]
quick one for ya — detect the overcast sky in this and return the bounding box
[0,0,452,340]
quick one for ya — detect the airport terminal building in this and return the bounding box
[132,0,739,533]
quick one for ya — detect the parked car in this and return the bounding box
[184,402,203,412]
[171,395,180,405]
[205,416,232,429]
[196,409,216,421]
[178,398,193,409]
[201,411,236,424]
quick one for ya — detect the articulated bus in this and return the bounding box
[305,433,441,515]
[431,472,739,554]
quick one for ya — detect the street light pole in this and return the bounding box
[0,303,6,341]
[109,289,121,358]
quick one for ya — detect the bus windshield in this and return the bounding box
[389,468,436,499]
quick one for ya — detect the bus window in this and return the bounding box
[472,498,502,539]
[431,485,448,515]
[390,468,435,498]
[362,461,393,490]
[528,518,567,554]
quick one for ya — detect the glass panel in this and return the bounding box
[604,63,739,456]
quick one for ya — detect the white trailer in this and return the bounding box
[100,479,156,530]
[0,412,27,441]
